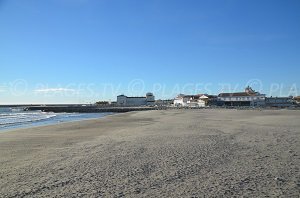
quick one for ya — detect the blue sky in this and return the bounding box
[1,0,300,104]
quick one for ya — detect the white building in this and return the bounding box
[174,94,208,107]
[294,96,300,105]
[117,93,155,106]
[265,96,294,107]
[218,86,266,107]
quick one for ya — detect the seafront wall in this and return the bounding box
[25,106,160,113]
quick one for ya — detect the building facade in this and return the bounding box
[265,97,294,107]
[174,94,208,107]
[155,99,174,107]
[117,93,155,106]
[218,86,266,107]
[294,96,300,105]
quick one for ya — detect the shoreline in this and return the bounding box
[0,112,117,133]
[0,109,299,197]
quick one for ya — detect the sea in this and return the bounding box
[0,107,113,132]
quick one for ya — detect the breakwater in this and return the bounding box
[25,106,159,113]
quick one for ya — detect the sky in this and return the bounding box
[0,0,300,104]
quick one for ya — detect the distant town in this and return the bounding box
[95,86,300,108]
[20,86,300,113]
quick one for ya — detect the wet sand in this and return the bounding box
[0,109,299,197]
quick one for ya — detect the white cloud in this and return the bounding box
[34,88,76,93]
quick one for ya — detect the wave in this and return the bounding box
[0,108,13,113]
[0,112,53,117]
[0,111,112,130]
[0,113,57,126]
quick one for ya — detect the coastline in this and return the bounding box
[0,111,122,135]
[0,112,116,133]
[0,109,299,197]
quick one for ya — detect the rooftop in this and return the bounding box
[117,95,146,99]
[218,92,258,97]
[218,86,264,97]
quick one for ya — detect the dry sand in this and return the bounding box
[0,109,299,197]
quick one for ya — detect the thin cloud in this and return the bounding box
[34,88,76,93]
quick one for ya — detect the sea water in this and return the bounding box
[0,107,113,132]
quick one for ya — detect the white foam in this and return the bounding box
[0,111,57,126]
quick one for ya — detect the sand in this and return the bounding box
[0,109,299,197]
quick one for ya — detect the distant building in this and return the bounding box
[174,94,208,107]
[155,99,174,107]
[206,95,218,106]
[218,86,266,107]
[117,93,155,106]
[265,96,294,107]
[294,96,300,105]
[95,101,110,106]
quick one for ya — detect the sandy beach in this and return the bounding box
[0,109,299,197]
